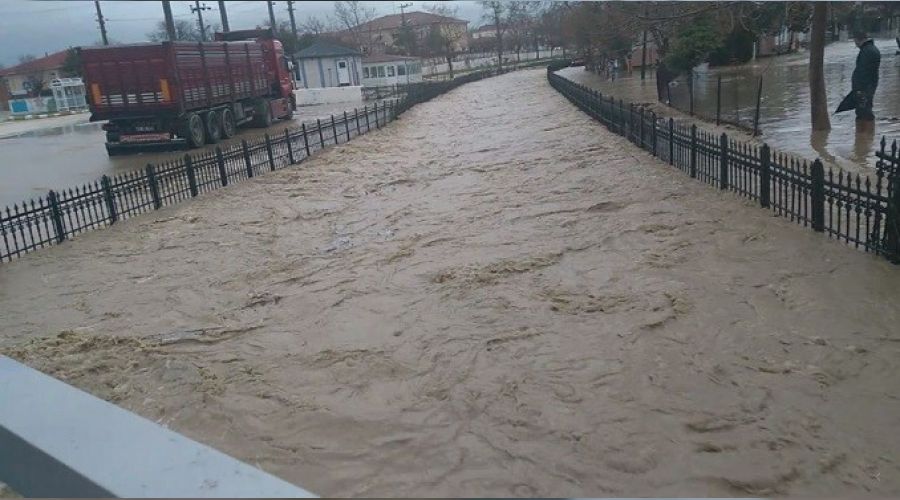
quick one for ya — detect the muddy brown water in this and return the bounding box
[0,101,392,208]
[562,39,900,174]
[1,69,900,497]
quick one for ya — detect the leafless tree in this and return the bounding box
[301,15,329,35]
[424,3,467,78]
[333,1,376,51]
[480,1,506,70]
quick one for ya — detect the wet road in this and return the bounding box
[0,101,389,208]
[2,68,900,497]
[562,40,900,173]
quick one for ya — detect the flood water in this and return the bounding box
[0,101,390,208]
[561,39,900,173]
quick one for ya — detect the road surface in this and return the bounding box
[1,68,899,497]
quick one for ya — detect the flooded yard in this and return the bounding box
[1,68,899,497]
[561,39,900,173]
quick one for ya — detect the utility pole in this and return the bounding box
[191,1,212,41]
[640,5,647,80]
[162,0,176,41]
[398,2,412,55]
[94,0,109,46]
[267,1,277,32]
[287,0,298,39]
[218,0,230,32]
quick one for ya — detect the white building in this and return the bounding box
[361,55,423,87]
[294,40,363,89]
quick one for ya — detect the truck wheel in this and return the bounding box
[221,108,236,138]
[185,113,206,148]
[205,111,222,144]
[253,100,273,128]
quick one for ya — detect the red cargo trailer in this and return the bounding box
[80,30,295,155]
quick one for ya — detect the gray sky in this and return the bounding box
[0,0,488,67]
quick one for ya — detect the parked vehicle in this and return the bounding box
[80,29,295,155]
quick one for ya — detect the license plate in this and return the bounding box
[120,133,170,143]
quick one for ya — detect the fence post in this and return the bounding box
[355,108,361,134]
[364,105,371,131]
[886,171,900,263]
[344,111,351,141]
[639,107,645,149]
[651,111,657,157]
[316,119,325,148]
[719,133,728,190]
[668,118,674,166]
[265,133,275,171]
[242,139,253,178]
[716,74,722,126]
[301,123,311,157]
[47,190,66,242]
[216,147,228,186]
[285,129,295,164]
[100,175,117,224]
[690,125,697,179]
[331,115,338,144]
[375,102,380,128]
[146,164,162,209]
[184,154,198,197]
[810,159,826,232]
[759,144,771,208]
[753,75,763,136]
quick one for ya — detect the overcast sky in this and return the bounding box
[0,0,488,67]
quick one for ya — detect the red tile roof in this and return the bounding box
[357,11,467,32]
[0,50,69,77]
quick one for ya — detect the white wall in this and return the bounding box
[293,86,362,106]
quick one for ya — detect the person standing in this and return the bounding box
[851,31,881,134]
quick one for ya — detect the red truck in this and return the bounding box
[80,29,295,155]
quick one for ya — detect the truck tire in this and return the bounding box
[221,108,237,138]
[184,112,206,148]
[205,111,222,144]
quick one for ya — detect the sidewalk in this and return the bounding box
[0,112,90,139]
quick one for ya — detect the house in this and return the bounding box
[470,24,501,40]
[628,38,659,69]
[362,55,423,87]
[294,39,363,89]
[0,49,69,110]
[337,11,468,55]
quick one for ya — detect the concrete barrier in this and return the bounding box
[294,86,362,107]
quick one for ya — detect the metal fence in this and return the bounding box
[547,63,900,264]
[1,62,567,264]
[667,72,765,134]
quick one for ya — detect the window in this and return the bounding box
[387,65,395,77]
[363,67,370,78]
[397,64,406,76]
[377,66,385,78]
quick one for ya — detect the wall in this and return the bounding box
[293,86,363,106]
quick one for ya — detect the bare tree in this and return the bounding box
[148,19,204,42]
[333,1,376,51]
[809,2,830,131]
[425,3,467,78]
[301,15,328,35]
[17,54,37,65]
[480,1,506,70]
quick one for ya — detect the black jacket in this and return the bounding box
[852,39,881,95]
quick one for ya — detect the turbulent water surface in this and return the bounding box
[1,69,900,497]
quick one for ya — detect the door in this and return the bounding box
[336,60,351,87]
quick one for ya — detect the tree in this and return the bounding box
[147,19,202,42]
[424,3,468,77]
[480,1,506,70]
[333,1,376,52]
[809,2,830,131]
[61,48,82,78]
[301,15,328,35]
[18,54,37,65]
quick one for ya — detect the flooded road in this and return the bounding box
[562,40,900,173]
[2,69,900,497]
[0,101,388,208]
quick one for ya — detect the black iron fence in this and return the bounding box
[1,61,567,264]
[547,62,900,263]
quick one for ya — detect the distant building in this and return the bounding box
[362,55,423,87]
[0,50,69,110]
[294,40,362,89]
[336,11,469,55]
[628,38,659,69]
[470,24,501,40]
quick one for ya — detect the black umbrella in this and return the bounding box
[835,91,857,114]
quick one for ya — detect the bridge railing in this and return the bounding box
[547,67,900,263]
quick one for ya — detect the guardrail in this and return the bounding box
[546,62,900,264]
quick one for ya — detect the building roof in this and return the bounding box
[295,39,361,59]
[357,11,467,32]
[474,24,503,33]
[0,50,69,77]
[362,54,420,64]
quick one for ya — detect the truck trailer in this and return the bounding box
[80,29,295,155]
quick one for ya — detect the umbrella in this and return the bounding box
[835,91,857,114]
